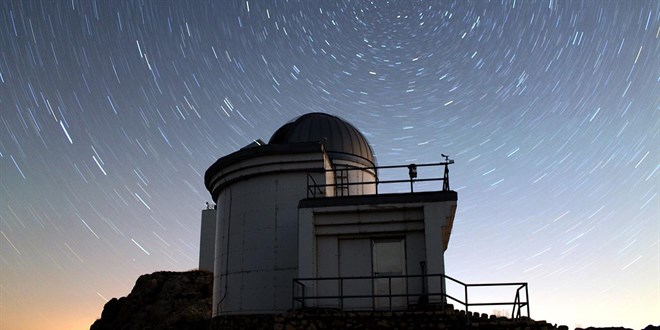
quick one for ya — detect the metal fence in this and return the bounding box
[293,273,529,323]
[306,160,454,198]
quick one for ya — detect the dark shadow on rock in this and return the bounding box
[90,270,213,330]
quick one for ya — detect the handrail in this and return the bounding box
[292,273,529,324]
[306,160,454,198]
[306,172,325,197]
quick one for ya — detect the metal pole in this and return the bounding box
[512,290,519,318]
[440,274,445,310]
[375,170,379,195]
[525,284,530,318]
[340,278,344,311]
[389,277,393,311]
[372,277,376,310]
[465,284,469,324]
[443,162,450,191]
[292,281,296,309]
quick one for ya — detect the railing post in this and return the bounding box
[464,284,469,324]
[340,278,344,311]
[389,276,393,311]
[440,273,445,310]
[525,284,530,318]
[512,290,519,319]
[442,157,453,191]
[372,276,376,310]
[292,280,296,309]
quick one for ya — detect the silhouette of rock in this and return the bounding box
[90,270,212,330]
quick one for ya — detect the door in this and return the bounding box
[373,238,407,309]
[339,238,372,309]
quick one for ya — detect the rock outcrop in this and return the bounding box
[90,270,213,330]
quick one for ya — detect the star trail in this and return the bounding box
[0,1,658,329]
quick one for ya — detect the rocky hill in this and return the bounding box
[91,270,658,330]
[90,270,213,330]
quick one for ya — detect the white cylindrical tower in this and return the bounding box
[205,113,377,315]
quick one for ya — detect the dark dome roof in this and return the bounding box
[269,113,376,166]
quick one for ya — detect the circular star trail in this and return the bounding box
[0,1,658,329]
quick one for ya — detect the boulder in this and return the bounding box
[90,270,213,330]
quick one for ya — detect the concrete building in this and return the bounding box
[202,113,457,316]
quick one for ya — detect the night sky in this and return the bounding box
[1,1,658,329]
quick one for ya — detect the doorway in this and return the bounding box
[372,238,407,309]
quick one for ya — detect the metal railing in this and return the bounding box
[292,273,529,324]
[306,160,454,198]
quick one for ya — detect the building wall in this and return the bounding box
[199,209,217,272]
[214,171,307,314]
[423,202,456,303]
[210,149,334,315]
[298,196,457,310]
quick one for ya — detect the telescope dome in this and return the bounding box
[269,112,376,166]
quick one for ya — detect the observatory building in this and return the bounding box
[201,113,457,316]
